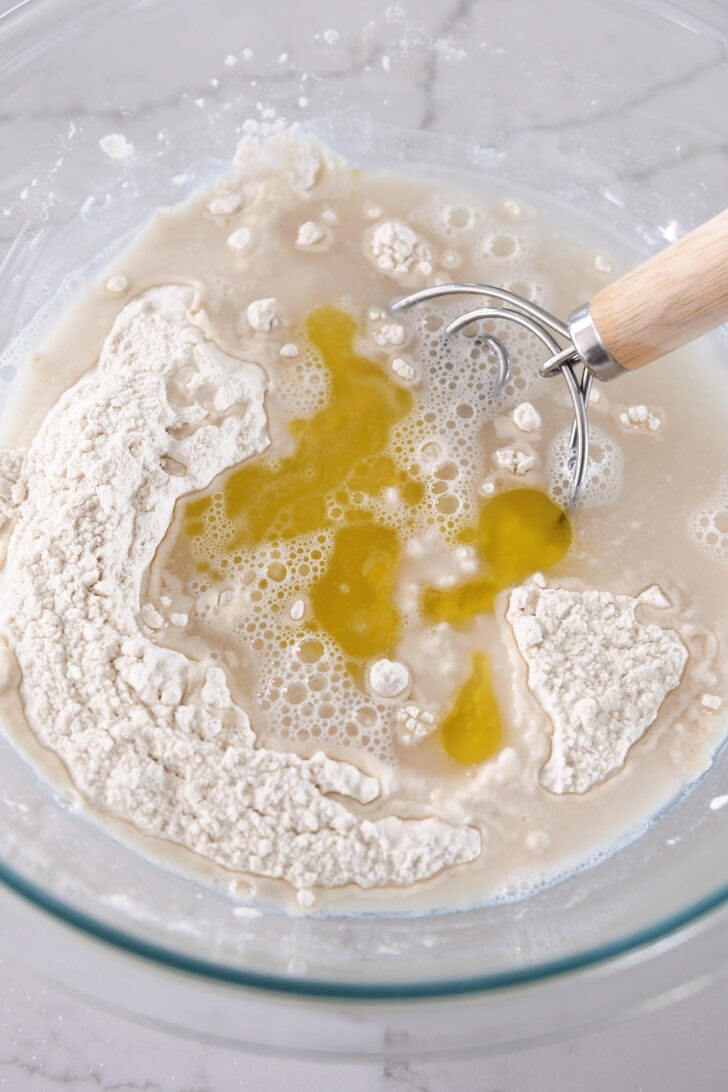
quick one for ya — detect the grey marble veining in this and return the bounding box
[1,949,727,1091]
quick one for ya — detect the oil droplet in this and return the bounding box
[310,521,400,657]
[423,488,571,624]
[440,652,502,764]
[185,306,417,546]
[184,305,422,657]
[176,308,572,771]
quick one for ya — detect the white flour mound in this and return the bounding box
[0,286,479,890]
[507,583,688,794]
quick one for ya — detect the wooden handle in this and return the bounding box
[589,208,728,372]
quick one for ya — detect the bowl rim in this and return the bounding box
[1,859,727,999]
[1,0,727,1004]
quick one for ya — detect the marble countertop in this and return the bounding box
[2,0,728,1087]
[1,944,727,1090]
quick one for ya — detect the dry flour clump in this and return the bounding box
[507,583,688,794]
[512,402,541,433]
[0,450,26,532]
[494,447,536,476]
[369,658,410,699]
[0,286,479,890]
[366,219,432,277]
[227,227,252,251]
[296,220,325,247]
[99,133,135,160]
[246,297,279,332]
[619,404,662,432]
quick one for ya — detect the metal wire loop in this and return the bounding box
[391,283,592,505]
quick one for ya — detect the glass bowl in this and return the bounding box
[0,0,727,1058]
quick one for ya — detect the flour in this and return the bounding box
[507,583,688,793]
[0,450,26,532]
[493,447,536,475]
[369,658,411,699]
[372,322,406,347]
[391,357,417,382]
[206,192,243,216]
[1,125,725,915]
[512,402,541,433]
[395,704,438,746]
[105,275,128,295]
[701,693,722,712]
[593,253,614,274]
[619,404,662,432]
[246,297,280,332]
[0,286,479,890]
[367,219,432,276]
[289,598,305,621]
[296,220,325,247]
[99,133,135,160]
[227,227,252,251]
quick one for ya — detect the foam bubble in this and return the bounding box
[275,345,330,421]
[443,205,474,231]
[255,627,396,764]
[687,473,728,561]
[484,231,521,259]
[548,424,623,508]
[408,194,484,241]
[185,518,399,763]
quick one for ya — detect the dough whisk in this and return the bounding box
[392,208,728,504]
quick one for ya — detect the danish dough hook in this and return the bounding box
[391,208,728,505]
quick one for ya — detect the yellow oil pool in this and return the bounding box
[180,306,572,765]
[440,652,502,764]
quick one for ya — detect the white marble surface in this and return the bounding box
[1,0,728,1087]
[0,948,727,1090]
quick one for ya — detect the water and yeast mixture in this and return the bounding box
[0,129,726,913]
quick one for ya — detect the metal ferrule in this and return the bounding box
[568,304,626,382]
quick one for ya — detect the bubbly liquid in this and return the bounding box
[1,130,727,913]
[176,296,573,768]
